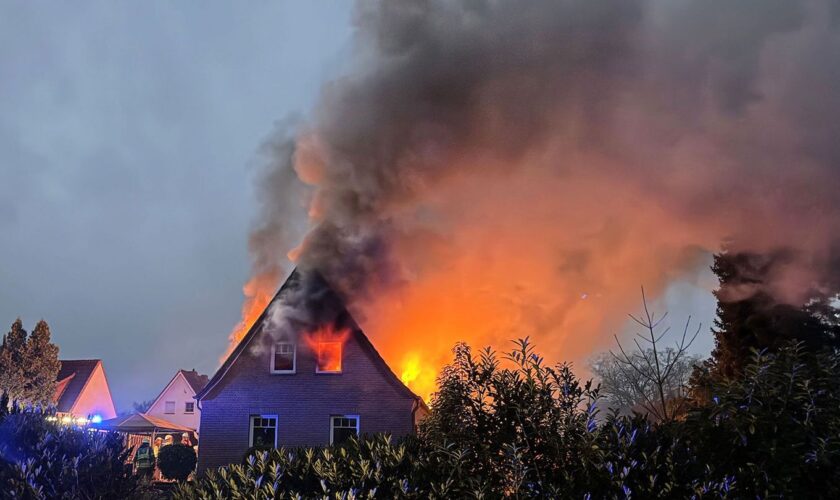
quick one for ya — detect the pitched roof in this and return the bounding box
[179,369,209,394]
[196,268,424,405]
[54,360,101,413]
[148,369,209,412]
[94,412,195,433]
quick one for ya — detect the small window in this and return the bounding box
[249,415,278,448]
[164,401,175,414]
[316,342,342,373]
[330,415,359,445]
[184,402,195,414]
[271,342,296,373]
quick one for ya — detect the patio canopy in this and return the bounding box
[92,412,194,434]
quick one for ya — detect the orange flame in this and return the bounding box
[221,274,277,363]
[400,356,421,385]
[302,323,351,372]
[398,353,438,401]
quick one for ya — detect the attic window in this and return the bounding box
[316,342,342,373]
[164,401,176,414]
[271,342,296,374]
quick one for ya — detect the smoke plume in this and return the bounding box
[243,0,840,397]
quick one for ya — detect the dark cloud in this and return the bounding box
[0,2,353,410]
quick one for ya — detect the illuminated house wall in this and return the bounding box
[54,360,117,421]
[146,369,208,431]
[195,269,426,473]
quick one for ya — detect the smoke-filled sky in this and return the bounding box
[250,0,840,397]
[4,0,839,408]
[0,1,354,410]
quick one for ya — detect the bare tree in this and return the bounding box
[592,287,701,421]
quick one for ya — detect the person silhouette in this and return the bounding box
[133,439,155,479]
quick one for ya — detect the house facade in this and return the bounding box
[54,359,117,422]
[145,369,208,431]
[196,269,427,473]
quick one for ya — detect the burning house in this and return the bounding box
[195,268,427,473]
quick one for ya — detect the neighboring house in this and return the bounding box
[196,268,428,473]
[54,359,117,422]
[145,369,208,431]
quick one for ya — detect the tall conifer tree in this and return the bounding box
[0,319,29,402]
[0,319,61,407]
[24,320,60,406]
[710,249,840,377]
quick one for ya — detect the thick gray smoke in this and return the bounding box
[246,0,840,383]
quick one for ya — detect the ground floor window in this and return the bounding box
[249,415,278,448]
[330,415,359,445]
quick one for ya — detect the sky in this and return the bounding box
[0,1,355,411]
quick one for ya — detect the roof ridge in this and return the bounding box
[196,268,299,399]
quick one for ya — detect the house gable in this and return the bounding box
[198,268,422,405]
[146,370,204,431]
[64,361,117,420]
[196,268,425,472]
[55,359,98,413]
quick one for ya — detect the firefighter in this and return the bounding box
[133,439,155,479]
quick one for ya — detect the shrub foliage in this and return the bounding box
[0,395,143,499]
[178,339,840,499]
[158,443,198,482]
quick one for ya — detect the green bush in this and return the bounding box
[0,397,144,499]
[178,340,840,499]
[242,445,272,464]
[158,443,197,482]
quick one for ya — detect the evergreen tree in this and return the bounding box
[710,249,840,377]
[23,320,60,407]
[0,319,61,407]
[0,319,28,402]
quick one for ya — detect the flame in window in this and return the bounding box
[317,341,343,372]
[303,324,350,373]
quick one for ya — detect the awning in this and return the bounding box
[92,412,195,434]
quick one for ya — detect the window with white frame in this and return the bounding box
[249,415,278,448]
[184,402,195,414]
[330,415,359,445]
[164,401,175,414]
[271,341,296,373]
[316,341,343,373]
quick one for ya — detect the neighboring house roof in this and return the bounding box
[149,369,209,411]
[196,268,426,408]
[180,370,209,394]
[53,373,75,404]
[94,412,194,434]
[54,360,100,413]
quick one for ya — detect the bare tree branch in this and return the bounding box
[594,287,702,421]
